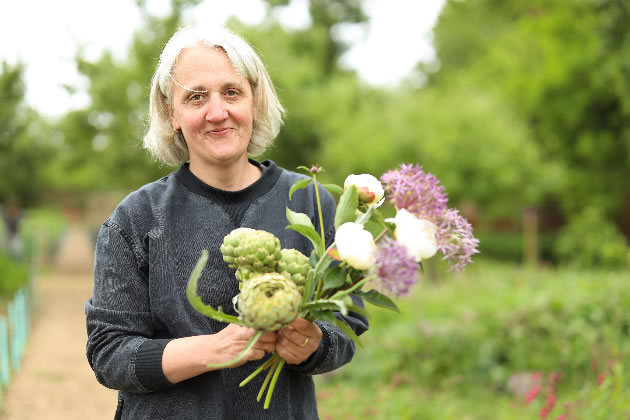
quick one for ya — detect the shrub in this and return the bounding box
[0,251,29,297]
[554,206,629,269]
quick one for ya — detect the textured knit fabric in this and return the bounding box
[85,160,368,420]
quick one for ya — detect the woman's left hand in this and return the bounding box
[276,318,322,365]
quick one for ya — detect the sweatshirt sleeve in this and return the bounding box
[288,183,370,375]
[85,221,174,393]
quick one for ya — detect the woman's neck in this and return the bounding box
[188,157,262,191]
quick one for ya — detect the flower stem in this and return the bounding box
[257,356,281,402]
[312,172,326,255]
[240,353,278,387]
[264,358,286,409]
[374,228,388,243]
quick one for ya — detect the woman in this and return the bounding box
[85,24,368,420]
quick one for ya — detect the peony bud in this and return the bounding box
[386,209,438,261]
[344,174,384,206]
[335,222,376,270]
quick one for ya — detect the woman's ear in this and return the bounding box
[168,105,181,131]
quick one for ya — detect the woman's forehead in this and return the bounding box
[171,44,247,88]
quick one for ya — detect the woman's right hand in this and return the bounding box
[162,324,277,383]
[213,324,277,368]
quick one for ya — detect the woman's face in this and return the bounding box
[168,44,255,168]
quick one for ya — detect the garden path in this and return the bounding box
[0,239,117,419]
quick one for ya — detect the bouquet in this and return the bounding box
[186,163,479,409]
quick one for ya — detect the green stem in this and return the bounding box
[264,359,286,409]
[206,331,263,369]
[257,356,281,402]
[240,353,278,387]
[312,172,326,255]
[330,275,374,300]
[374,228,388,243]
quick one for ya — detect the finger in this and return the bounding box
[257,331,278,343]
[248,348,265,361]
[278,328,301,348]
[276,342,301,364]
[287,318,312,334]
[255,341,276,353]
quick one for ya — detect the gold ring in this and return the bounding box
[299,337,309,347]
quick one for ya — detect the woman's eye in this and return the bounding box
[225,89,240,97]
[190,94,204,101]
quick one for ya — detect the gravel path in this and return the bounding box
[0,273,117,419]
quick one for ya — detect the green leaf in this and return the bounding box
[348,303,370,319]
[301,300,344,313]
[186,250,243,324]
[289,177,312,200]
[334,319,363,348]
[323,266,349,291]
[323,183,344,196]
[302,271,318,305]
[334,185,359,229]
[286,224,323,255]
[307,310,338,324]
[355,289,400,313]
[286,207,315,229]
[364,218,387,238]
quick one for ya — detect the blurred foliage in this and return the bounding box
[0,62,54,207]
[555,206,629,268]
[0,251,29,297]
[1,0,629,266]
[315,261,630,419]
[429,0,630,220]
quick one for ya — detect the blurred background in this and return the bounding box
[1,0,629,419]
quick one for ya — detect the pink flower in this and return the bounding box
[380,164,448,222]
[525,384,542,405]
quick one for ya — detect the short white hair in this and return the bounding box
[143,24,285,166]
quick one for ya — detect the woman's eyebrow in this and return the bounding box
[169,73,208,93]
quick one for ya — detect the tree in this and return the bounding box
[0,62,54,255]
[428,0,630,229]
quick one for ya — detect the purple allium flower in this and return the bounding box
[373,237,420,297]
[380,164,448,223]
[436,209,480,271]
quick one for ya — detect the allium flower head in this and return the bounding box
[436,209,480,271]
[380,164,448,222]
[372,237,420,297]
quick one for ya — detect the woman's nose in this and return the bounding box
[206,96,228,122]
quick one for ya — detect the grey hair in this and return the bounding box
[143,24,285,166]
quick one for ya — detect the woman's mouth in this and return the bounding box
[209,127,232,136]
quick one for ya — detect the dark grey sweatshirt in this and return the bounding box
[85,160,368,420]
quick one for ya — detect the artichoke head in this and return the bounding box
[236,272,301,331]
[276,249,310,294]
[221,228,281,275]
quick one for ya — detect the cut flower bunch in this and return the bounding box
[186,163,480,409]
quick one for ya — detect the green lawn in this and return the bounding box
[314,259,630,419]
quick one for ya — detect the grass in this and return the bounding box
[314,259,630,419]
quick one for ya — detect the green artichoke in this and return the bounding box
[276,249,310,294]
[221,228,282,280]
[236,273,301,331]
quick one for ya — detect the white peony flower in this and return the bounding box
[386,209,438,262]
[344,174,384,206]
[335,222,376,270]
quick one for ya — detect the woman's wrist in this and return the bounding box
[162,334,217,383]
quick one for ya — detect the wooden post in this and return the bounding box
[523,206,539,268]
